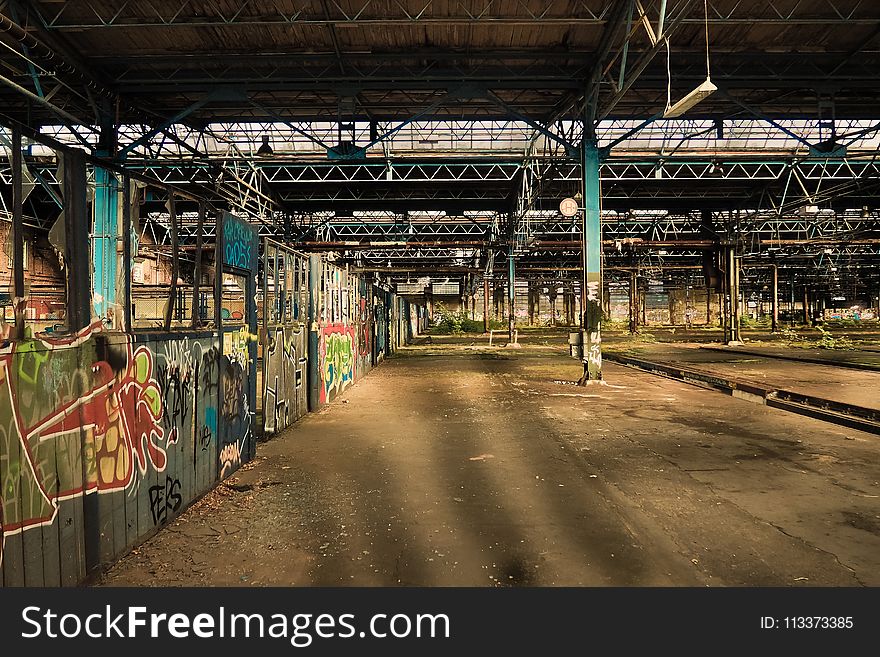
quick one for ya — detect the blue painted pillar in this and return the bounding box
[579,137,603,382]
[92,165,118,323]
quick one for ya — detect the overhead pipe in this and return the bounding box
[0,11,104,94]
[0,10,161,127]
[0,70,84,125]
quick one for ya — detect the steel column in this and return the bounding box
[92,165,119,323]
[728,248,742,343]
[528,285,535,325]
[803,287,810,326]
[63,149,91,331]
[214,208,224,334]
[578,137,603,382]
[482,277,489,333]
[629,271,638,334]
[307,254,321,411]
[771,264,779,333]
[191,201,205,327]
[11,125,24,337]
[121,175,132,332]
[163,195,179,332]
[508,250,516,342]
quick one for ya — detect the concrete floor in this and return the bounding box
[98,339,880,587]
[609,343,880,410]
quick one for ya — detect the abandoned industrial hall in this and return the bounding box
[0,0,878,588]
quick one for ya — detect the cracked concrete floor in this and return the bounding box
[98,341,880,587]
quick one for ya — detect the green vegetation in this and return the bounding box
[739,314,771,329]
[602,318,629,331]
[430,302,505,335]
[778,325,855,350]
[814,325,856,350]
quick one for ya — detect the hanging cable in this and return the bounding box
[665,37,672,111]
[704,0,711,80]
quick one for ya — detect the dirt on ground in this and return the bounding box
[98,336,880,587]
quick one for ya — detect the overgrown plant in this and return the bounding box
[740,314,771,329]
[629,330,658,343]
[814,325,855,350]
[778,326,803,344]
[430,302,504,334]
[778,324,855,350]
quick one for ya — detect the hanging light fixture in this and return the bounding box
[256,134,273,156]
[663,0,715,118]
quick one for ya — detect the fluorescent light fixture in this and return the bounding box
[663,78,717,118]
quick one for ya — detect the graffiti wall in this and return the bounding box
[311,274,410,407]
[0,235,422,585]
[263,324,307,434]
[261,242,309,435]
[373,291,389,363]
[222,212,258,271]
[318,324,357,405]
[356,278,373,375]
[0,324,254,586]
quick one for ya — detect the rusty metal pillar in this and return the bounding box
[191,200,205,328]
[508,250,516,342]
[563,288,571,326]
[640,285,646,326]
[727,246,742,343]
[771,263,779,332]
[11,125,24,337]
[527,284,535,325]
[629,271,638,334]
[534,286,541,324]
[163,194,179,331]
[63,149,91,331]
[802,286,810,326]
[483,276,490,333]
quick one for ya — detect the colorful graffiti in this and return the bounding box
[217,355,252,479]
[1,240,421,583]
[318,326,356,404]
[219,440,243,479]
[358,298,371,358]
[0,322,170,568]
[225,328,258,371]
[222,213,258,270]
[0,321,256,582]
[374,298,388,361]
[263,325,306,434]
